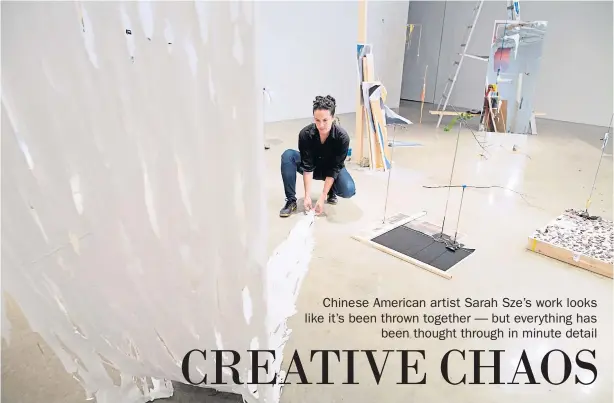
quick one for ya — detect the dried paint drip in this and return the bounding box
[184,41,198,76]
[120,5,136,63]
[139,1,154,40]
[164,19,174,48]
[232,26,244,65]
[79,5,99,68]
[194,1,208,44]
[242,1,254,25]
[70,174,84,215]
[533,209,613,263]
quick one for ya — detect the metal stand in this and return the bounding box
[580,114,612,219]
[435,119,462,240]
[446,185,466,251]
[382,126,398,223]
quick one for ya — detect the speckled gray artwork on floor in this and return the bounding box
[533,209,614,263]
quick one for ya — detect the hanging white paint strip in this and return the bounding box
[263,87,274,107]
[194,1,208,44]
[164,19,174,52]
[120,5,136,62]
[139,1,154,39]
[79,5,99,68]
[1,3,309,403]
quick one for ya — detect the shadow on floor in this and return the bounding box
[168,382,243,402]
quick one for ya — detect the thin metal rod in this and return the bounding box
[585,114,613,214]
[453,185,466,244]
[383,126,398,223]
[440,120,462,235]
[417,25,422,57]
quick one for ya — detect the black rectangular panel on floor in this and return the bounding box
[371,226,474,272]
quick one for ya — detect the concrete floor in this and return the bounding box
[2,101,612,402]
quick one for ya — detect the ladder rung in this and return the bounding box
[465,54,488,62]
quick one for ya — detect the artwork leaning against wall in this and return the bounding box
[479,20,548,135]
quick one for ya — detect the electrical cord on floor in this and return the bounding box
[422,184,543,210]
[500,144,532,159]
[446,103,492,158]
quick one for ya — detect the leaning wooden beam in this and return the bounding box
[369,84,392,169]
[354,0,368,165]
[362,82,380,169]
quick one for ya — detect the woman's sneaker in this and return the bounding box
[279,200,297,217]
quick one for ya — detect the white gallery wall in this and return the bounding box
[256,1,410,123]
[401,1,613,127]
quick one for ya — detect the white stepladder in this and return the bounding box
[435,0,522,128]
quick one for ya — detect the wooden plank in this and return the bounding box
[369,94,391,169]
[355,79,365,164]
[494,99,507,133]
[364,53,375,81]
[362,57,380,169]
[362,58,374,167]
[527,237,613,279]
[366,94,384,169]
[373,84,391,164]
[352,236,453,280]
[429,110,478,116]
[362,86,378,169]
[354,0,367,165]
[355,57,366,165]
[357,0,367,42]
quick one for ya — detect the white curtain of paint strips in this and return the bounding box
[1,2,315,402]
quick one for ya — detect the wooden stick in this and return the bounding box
[362,83,378,169]
[354,0,367,165]
[352,236,453,279]
[420,64,428,124]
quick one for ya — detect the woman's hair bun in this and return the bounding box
[313,95,337,116]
